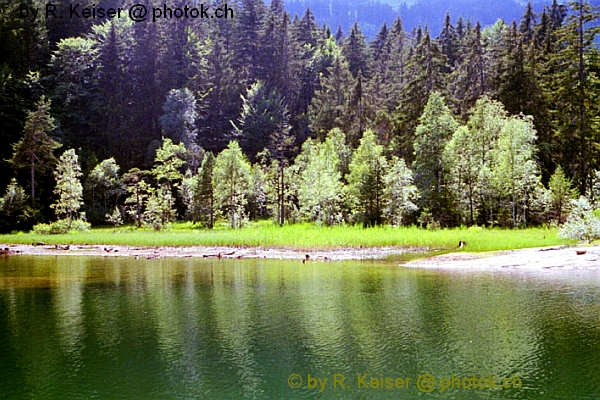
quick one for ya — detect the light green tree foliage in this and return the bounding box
[248,164,267,221]
[586,169,600,206]
[0,178,33,233]
[384,157,419,226]
[106,207,123,227]
[327,128,353,180]
[346,129,388,226]
[444,126,480,225]
[151,138,186,190]
[213,141,252,228]
[143,185,177,230]
[263,158,299,225]
[145,138,187,229]
[51,149,84,227]
[123,168,150,228]
[89,158,123,215]
[193,152,215,228]
[559,197,600,242]
[548,165,579,224]
[492,114,542,227]
[413,92,458,224]
[267,107,294,226]
[11,96,61,204]
[179,169,196,221]
[444,97,508,226]
[298,137,344,225]
[464,97,505,225]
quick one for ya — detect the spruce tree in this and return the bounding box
[11,96,61,205]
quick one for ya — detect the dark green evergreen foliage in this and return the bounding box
[10,96,61,205]
[451,22,488,118]
[234,81,289,162]
[308,53,356,141]
[49,37,99,150]
[346,130,387,227]
[235,0,268,84]
[395,28,448,162]
[343,23,371,78]
[438,13,459,70]
[545,0,600,193]
[520,2,537,42]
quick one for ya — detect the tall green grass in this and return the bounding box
[0,222,571,252]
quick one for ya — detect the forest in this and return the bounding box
[0,0,599,234]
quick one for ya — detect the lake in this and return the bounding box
[0,255,599,399]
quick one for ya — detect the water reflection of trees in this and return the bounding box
[0,257,599,398]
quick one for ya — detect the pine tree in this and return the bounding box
[234,0,267,84]
[267,107,294,226]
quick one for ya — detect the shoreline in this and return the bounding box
[0,243,415,261]
[404,245,600,270]
[1,243,599,270]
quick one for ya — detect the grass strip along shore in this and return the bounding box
[0,223,571,255]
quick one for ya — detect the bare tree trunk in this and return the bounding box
[30,154,35,205]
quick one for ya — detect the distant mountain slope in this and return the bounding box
[286,0,598,39]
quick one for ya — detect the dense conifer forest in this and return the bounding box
[0,0,599,233]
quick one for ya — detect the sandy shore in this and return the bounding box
[0,243,412,261]
[405,246,600,270]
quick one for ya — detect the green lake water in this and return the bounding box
[0,255,599,399]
